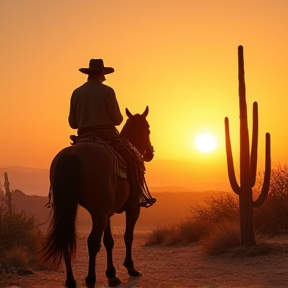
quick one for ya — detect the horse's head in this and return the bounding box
[120,106,154,162]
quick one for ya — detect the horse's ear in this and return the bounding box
[126,108,133,118]
[142,106,149,118]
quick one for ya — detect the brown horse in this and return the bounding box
[42,107,154,288]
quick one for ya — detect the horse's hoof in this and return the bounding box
[128,267,142,277]
[108,277,122,287]
[85,276,96,287]
[65,278,76,288]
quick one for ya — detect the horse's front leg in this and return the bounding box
[123,206,142,276]
[103,217,122,287]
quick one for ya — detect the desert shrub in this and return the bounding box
[0,206,40,252]
[145,218,211,246]
[191,193,239,224]
[254,164,288,234]
[201,220,240,255]
[145,224,176,246]
[172,217,210,244]
[0,203,47,271]
[2,246,29,269]
[158,219,208,246]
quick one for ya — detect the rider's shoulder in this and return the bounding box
[101,83,115,93]
[73,82,88,92]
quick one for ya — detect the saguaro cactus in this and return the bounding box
[4,172,13,214]
[224,45,271,246]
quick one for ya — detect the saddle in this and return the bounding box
[70,134,128,179]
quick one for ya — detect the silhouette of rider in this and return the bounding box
[68,59,155,209]
[69,59,122,141]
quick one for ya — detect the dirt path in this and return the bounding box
[1,232,288,288]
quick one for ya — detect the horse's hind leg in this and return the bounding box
[64,250,76,288]
[85,210,108,288]
[123,206,142,276]
[103,217,122,287]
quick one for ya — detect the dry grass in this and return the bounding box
[201,220,240,255]
[3,246,29,269]
[144,224,176,246]
[168,218,209,245]
[144,218,210,246]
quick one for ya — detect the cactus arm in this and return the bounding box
[253,133,271,207]
[225,117,241,195]
[250,102,259,186]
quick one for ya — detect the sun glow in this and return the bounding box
[195,133,217,153]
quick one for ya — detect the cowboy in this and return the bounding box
[68,59,155,208]
[69,59,122,141]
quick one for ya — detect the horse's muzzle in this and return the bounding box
[143,146,154,162]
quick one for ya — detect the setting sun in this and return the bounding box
[195,133,217,153]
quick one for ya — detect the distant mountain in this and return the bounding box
[10,189,51,226]
[149,186,193,192]
[4,189,228,234]
[0,162,231,197]
[0,166,50,196]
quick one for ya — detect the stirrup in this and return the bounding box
[138,198,156,208]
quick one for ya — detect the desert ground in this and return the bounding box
[1,190,287,287]
[1,229,288,288]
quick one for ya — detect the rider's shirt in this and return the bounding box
[68,80,123,129]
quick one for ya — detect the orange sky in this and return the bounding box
[0,0,287,191]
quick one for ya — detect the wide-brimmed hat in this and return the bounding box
[79,59,114,75]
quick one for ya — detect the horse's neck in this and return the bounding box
[121,127,139,150]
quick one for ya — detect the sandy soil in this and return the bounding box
[1,231,288,288]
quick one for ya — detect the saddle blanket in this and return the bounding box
[71,135,128,179]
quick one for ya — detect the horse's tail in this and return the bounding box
[42,154,80,268]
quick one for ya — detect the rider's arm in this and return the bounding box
[106,88,123,126]
[68,94,78,129]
